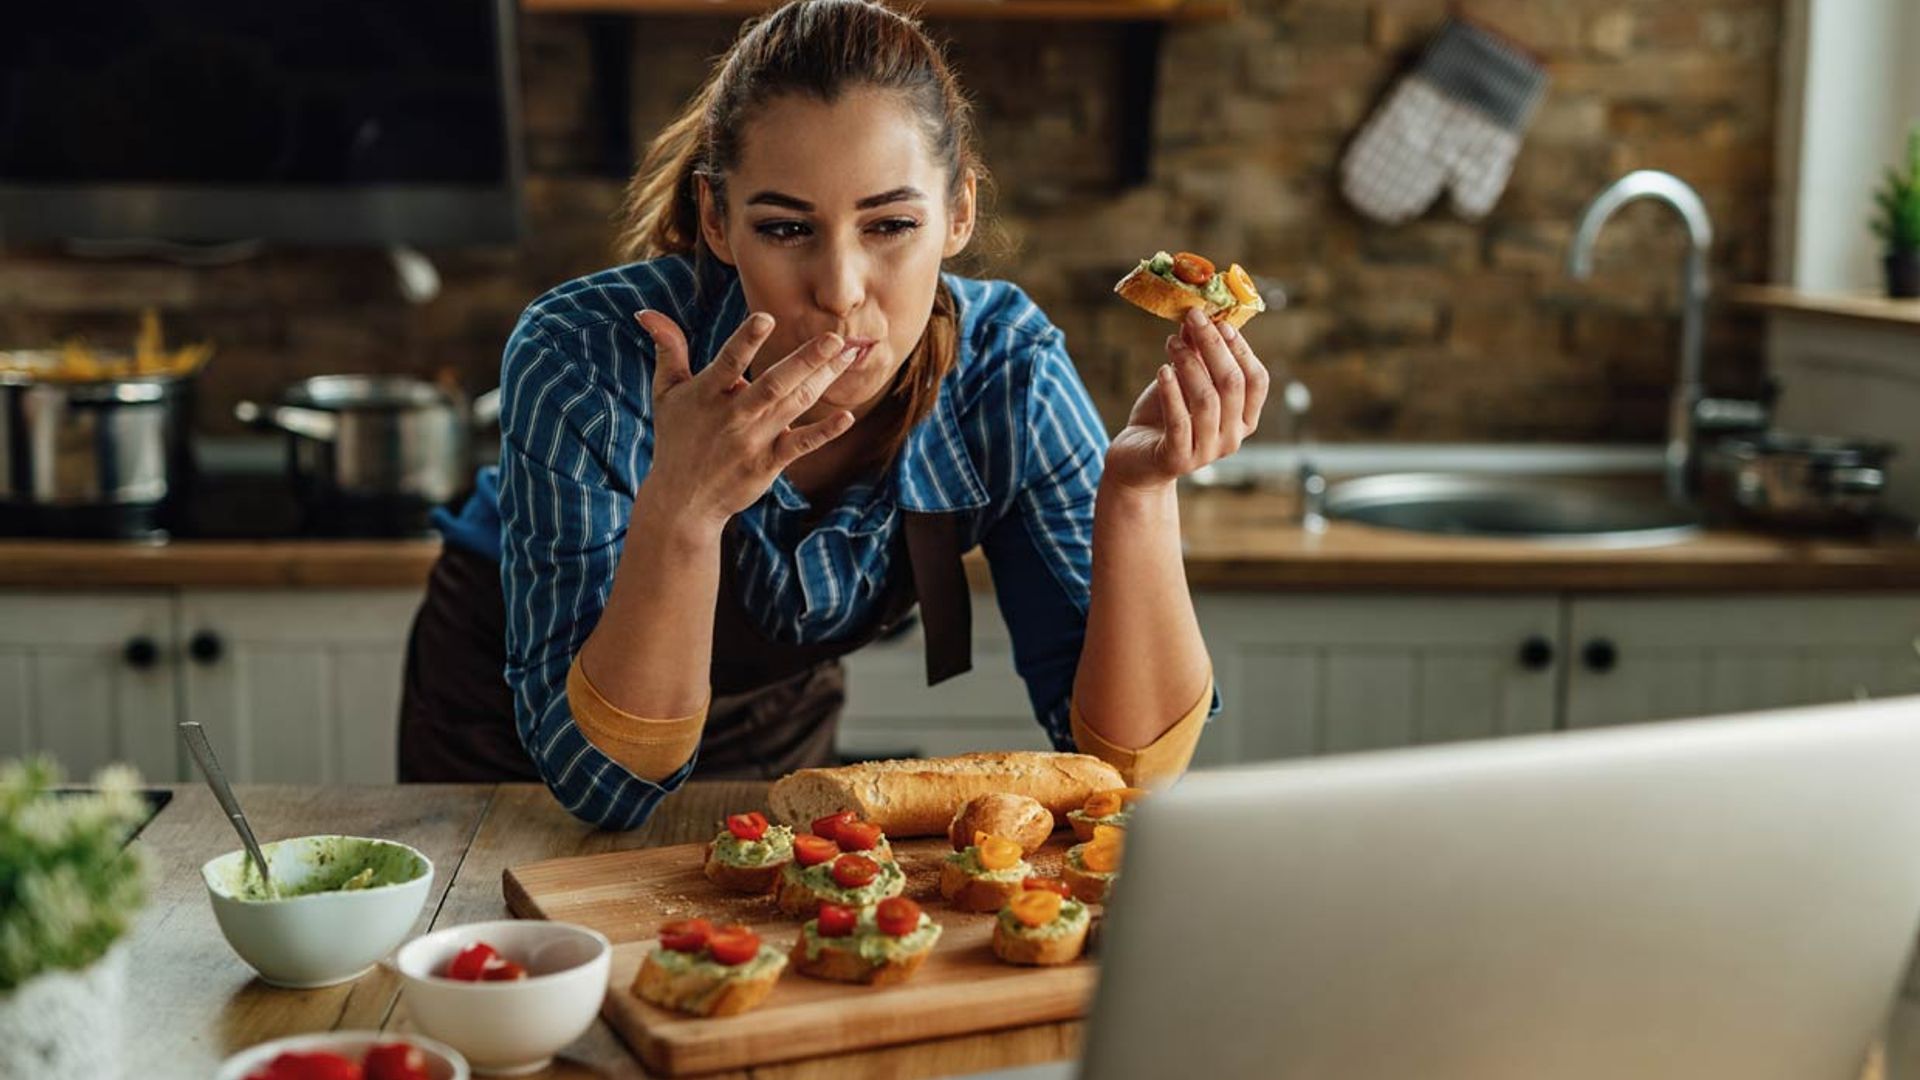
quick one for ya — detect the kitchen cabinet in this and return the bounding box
[1563,594,1920,729]
[179,589,424,784]
[0,586,423,784]
[0,591,178,782]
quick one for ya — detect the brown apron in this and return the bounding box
[398,511,972,784]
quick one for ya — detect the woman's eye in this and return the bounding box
[755,221,810,243]
[752,219,922,245]
[871,218,922,238]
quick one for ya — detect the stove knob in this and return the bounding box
[123,637,159,670]
[189,631,224,666]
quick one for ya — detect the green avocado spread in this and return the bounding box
[1139,249,1259,313]
[712,824,794,868]
[782,856,906,906]
[997,898,1090,941]
[800,907,942,963]
[946,847,1031,883]
[650,943,787,981]
[229,836,425,902]
[1067,807,1132,831]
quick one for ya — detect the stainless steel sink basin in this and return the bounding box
[1323,472,1702,546]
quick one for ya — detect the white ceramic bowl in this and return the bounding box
[202,835,434,988]
[395,920,612,1077]
[217,1030,468,1080]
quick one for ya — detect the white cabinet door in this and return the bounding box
[0,591,179,781]
[1195,594,1563,766]
[1565,594,1920,728]
[839,590,1053,761]
[179,588,425,784]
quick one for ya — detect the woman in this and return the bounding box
[399,0,1270,828]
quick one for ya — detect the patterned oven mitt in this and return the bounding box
[1339,18,1549,225]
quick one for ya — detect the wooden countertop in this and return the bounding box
[131,781,1082,1079]
[125,781,1908,1078]
[1726,284,1920,331]
[4,490,1920,592]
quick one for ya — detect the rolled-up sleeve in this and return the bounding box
[497,316,696,830]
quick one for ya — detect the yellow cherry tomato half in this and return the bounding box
[978,834,1023,871]
[1009,888,1064,928]
[1225,263,1259,305]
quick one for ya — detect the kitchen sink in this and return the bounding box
[1322,472,1701,546]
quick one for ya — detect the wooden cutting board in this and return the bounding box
[503,834,1099,1076]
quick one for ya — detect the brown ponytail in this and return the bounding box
[614,0,989,465]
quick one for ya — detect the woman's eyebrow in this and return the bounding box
[745,186,927,212]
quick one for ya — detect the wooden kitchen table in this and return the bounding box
[130,782,1081,1079]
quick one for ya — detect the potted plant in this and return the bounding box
[0,758,150,1079]
[1872,124,1920,298]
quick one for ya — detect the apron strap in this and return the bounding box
[901,510,974,686]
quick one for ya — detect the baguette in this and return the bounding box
[769,752,1125,838]
[1113,262,1263,329]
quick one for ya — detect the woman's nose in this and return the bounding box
[812,242,867,316]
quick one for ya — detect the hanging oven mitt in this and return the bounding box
[1339,18,1549,225]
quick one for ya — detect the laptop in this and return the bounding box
[962,695,1920,1080]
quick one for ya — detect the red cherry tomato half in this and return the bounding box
[480,958,529,981]
[1022,876,1072,898]
[362,1043,431,1080]
[830,853,880,889]
[445,941,499,981]
[811,809,857,841]
[726,811,769,841]
[874,896,922,937]
[706,925,761,966]
[658,917,714,953]
[793,834,840,867]
[816,902,859,938]
[835,820,882,851]
[248,1051,364,1080]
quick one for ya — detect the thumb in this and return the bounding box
[635,310,692,398]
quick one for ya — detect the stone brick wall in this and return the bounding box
[0,0,1778,443]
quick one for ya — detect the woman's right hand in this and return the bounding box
[633,309,860,532]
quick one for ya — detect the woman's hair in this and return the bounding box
[616,0,988,464]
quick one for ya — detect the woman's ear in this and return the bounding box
[942,170,978,259]
[696,175,737,265]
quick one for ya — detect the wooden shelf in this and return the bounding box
[522,0,1234,21]
[1726,284,1920,331]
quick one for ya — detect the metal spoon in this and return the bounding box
[179,722,275,899]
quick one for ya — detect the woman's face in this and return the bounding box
[697,86,976,424]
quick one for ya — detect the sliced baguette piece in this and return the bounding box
[633,948,783,1018]
[775,862,906,919]
[769,752,1125,838]
[1112,265,1262,329]
[702,842,784,893]
[789,937,935,986]
[1063,860,1116,905]
[992,917,1090,966]
[940,860,1027,913]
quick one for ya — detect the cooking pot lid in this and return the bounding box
[283,375,454,411]
[1721,431,1896,466]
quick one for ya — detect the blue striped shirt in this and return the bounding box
[446,254,1118,829]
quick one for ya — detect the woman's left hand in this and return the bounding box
[1105,306,1271,492]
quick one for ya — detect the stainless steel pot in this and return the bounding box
[1715,432,1895,531]
[0,351,195,538]
[236,375,498,512]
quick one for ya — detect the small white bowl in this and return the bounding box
[395,920,612,1077]
[202,835,434,989]
[217,1030,468,1080]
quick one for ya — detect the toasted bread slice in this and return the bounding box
[940,860,1026,913]
[702,842,786,893]
[775,862,906,919]
[789,937,935,986]
[633,949,783,1018]
[1062,860,1115,905]
[992,918,1090,966]
[1066,810,1127,844]
[1113,265,1261,329]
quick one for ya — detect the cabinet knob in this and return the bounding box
[1582,638,1618,673]
[1517,635,1555,671]
[188,631,224,665]
[123,636,159,670]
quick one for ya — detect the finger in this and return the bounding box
[1169,333,1219,459]
[745,332,846,409]
[1183,309,1245,454]
[636,310,692,399]
[765,341,860,428]
[703,311,775,392]
[771,409,856,465]
[1217,317,1270,432]
[1155,363,1192,468]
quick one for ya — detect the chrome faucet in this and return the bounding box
[1567,170,1729,507]
[1284,380,1326,533]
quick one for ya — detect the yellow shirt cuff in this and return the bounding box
[565,659,708,783]
[1069,672,1213,790]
